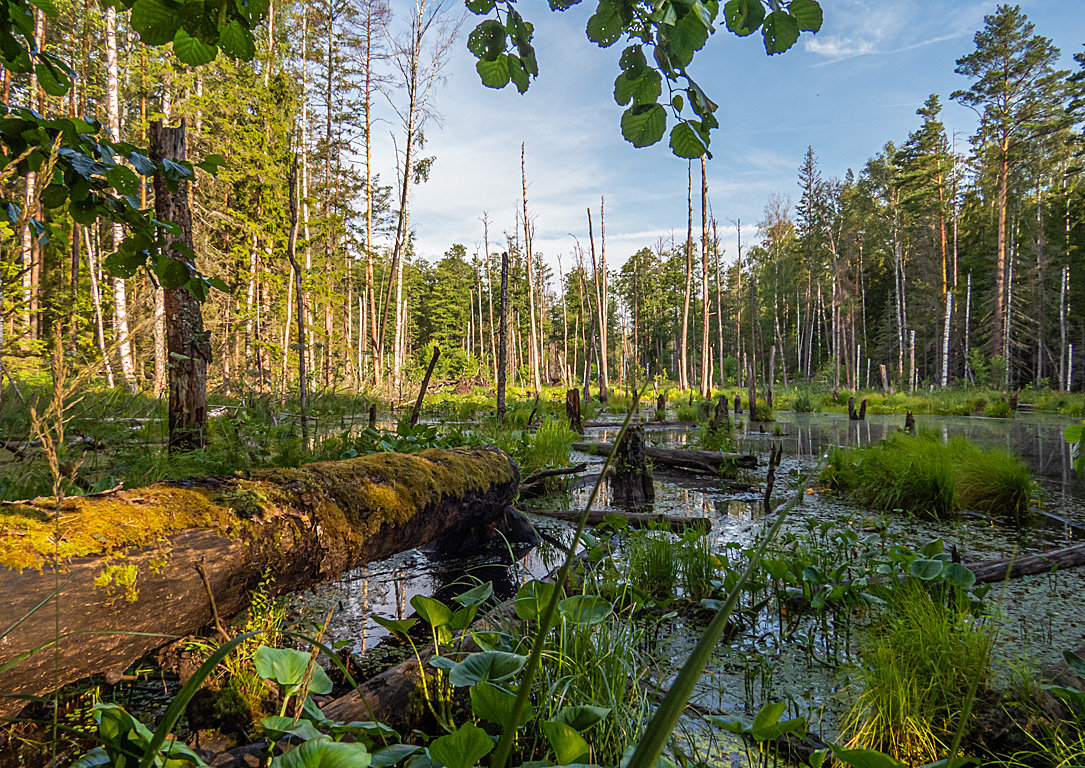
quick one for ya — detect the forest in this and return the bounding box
[3,1,1085,768]
[0,1,1082,397]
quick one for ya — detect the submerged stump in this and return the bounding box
[0,447,519,716]
[611,426,655,507]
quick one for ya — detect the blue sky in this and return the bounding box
[372,0,1085,274]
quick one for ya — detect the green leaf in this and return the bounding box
[470,682,531,729]
[556,595,613,625]
[542,720,590,765]
[762,9,800,54]
[410,594,452,628]
[428,722,493,768]
[1064,650,1085,678]
[448,650,526,687]
[158,258,191,289]
[831,747,906,768]
[907,559,943,581]
[723,0,764,36]
[260,715,324,742]
[467,19,506,61]
[454,581,493,607]
[130,0,182,46]
[515,580,558,621]
[1064,423,1083,444]
[35,62,69,96]
[219,20,256,59]
[553,705,610,731]
[614,68,662,107]
[507,54,530,93]
[269,737,371,768]
[750,700,805,741]
[789,0,822,31]
[253,646,333,696]
[370,744,421,768]
[465,0,495,13]
[619,44,646,75]
[196,154,227,175]
[620,103,667,148]
[475,56,510,88]
[173,29,218,66]
[941,562,976,589]
[586,0,624,47]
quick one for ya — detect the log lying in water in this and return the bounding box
[965,541,1085,584]
[0,446,519,718]
[573,441,757,473]
[526,509,710,532]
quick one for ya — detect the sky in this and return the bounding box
[369,0,1085,275]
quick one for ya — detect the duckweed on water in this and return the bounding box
[821,431,1033,519]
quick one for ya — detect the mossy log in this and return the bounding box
[0,447,519,717]
[573,441,757,473]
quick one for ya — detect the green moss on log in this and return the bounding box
[0,447,515,571]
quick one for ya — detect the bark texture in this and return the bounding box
[0,447,518,716]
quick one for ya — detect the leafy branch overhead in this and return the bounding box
[465,0,822,158]
[1,0,262,295]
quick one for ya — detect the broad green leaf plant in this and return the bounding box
[465,0,823,158]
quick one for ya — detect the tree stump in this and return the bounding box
[904,411,916,432]
[611,426,654,507]
[566,388,583,434]
[654,393,666,421]
[711,395,731,434]
[858,399,867,420]
[734,394,742,414]
[848,396,858,420]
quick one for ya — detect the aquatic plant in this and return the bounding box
[793,392,815,413]
[822,431,1032,519]
[840,582,991,763]
[518,418,577,476]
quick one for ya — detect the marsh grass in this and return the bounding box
[841,583,991,763]
[519,418,577,476]
[823,431,1032,519]
[626,530,680,600]
[676,527,716,602]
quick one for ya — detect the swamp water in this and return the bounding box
[286,409,1085,759]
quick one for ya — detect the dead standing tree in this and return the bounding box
[150,120,210,451]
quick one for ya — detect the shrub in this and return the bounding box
[793,392,815,413]
[984,399,1013,418]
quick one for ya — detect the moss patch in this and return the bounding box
[0,447,515,571]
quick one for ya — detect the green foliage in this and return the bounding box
[1065,422,1085,477]
[840,583,991,763]
[822,432,1033,519]
[793,391,815,412]
[465,0,821,157]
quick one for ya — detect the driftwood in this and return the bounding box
[527,509,709,532]
[408,346,441,427]
[574,442,757,473]
[0,447,519,717]
[964,542,1085,584]
[518,463,588,499]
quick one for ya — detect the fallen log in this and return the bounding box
[573,441,757,472]
[526,509,710,532]
[0,446,519,718]
[964,541,1085,584]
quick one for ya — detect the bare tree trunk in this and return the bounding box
[1061,266,1069,390]
[497,251,508,419]
[106,5,136,390]
[965,272,973,383]
[680,164,693,391]
[558,254,569,387]
[941,291,953,388]
[700,156,711,398]
[735,219,743,389]
[151,121,209,451]
[482,214,497,380]
[521,144,542,392]
[287,158,308,442]
[713,222,725,390]
[86,228,115,387]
